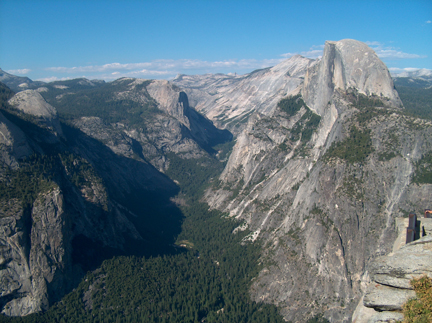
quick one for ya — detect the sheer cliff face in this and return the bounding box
[204,40,432,322]
[173,55,315,133]
[0,78,228,316]
[303,39,401,117]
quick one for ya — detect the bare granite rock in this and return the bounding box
[203,39,432,322]
[8,90,64,139]
[353,236,432,322]
[173,55,315,134]
[303,39,402,116]
[0,111,33,168]
[0,188,71,316]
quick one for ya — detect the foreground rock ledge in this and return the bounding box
[352,236,432,323]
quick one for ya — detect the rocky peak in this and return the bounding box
[147,80,191,128]
[302,39,401,116]
[173,55,315,133]
[8,90,63,138]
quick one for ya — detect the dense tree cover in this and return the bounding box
[0,82,15,106]
[412,151,432,184]
[165,153,225,201]
[1,153,285,323]
[0,154,57,207]
[39,79,159,126]
[324,126,374,164]
[278,94,305,117]
[396,86,432,121]
[345,90,385,110]
[291,109,321,143]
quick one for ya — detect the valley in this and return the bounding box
[0,39,431,323]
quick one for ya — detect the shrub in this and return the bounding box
[402,275,432,323]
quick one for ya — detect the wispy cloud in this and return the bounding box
[388,67,432,76]
[36,76,73,82]
[44,58,286,80]
[7,68,31,75]
[281,45,324,59]
[365,41,426,59]
[426,20,431,24]
[30,42,428,82]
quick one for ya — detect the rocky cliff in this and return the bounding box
[0,77,230,316]
[353,236,432,322]
[201,39,432,322]
[173,55,315,134]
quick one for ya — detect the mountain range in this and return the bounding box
[0,39,431,322]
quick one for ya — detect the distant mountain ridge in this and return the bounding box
[0,68,45,92]
[393,68,432,80]
[1,39,432,322]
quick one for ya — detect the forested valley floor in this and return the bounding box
[0,145,287,323]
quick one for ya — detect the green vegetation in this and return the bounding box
[278,94,305,117]
[165,153,225,201]
[2,148,284,323]
[401,275,432,323]
[0,82,15,106]
[345,90,385,109]
[39,79,160,126]
[394,78,432,120]
[213,140,236,161]
[275,95,322,157]
[376,129,400,161]
[0,152,100,210]
[276,94,322,152]
[324,126,374,164]
[306,314,331,323]
[412,151,432,184]
[291,109,321,143]
[0,154,57,207]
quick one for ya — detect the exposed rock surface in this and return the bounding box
[302,39,402,116]
[0,111,33,168]
[0,81,200,316]
[0,189,71,316]
[8,90,64,138]
[202,39,432,322]
[353,236,432,323]
[40,77,231,171]
[0,69,44,93]
[173,55,315,133]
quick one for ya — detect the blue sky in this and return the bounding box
[1,0,431,82]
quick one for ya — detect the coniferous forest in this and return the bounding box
[0,106,286,322]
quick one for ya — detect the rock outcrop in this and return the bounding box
[352,222,432,323]
[303,39,401,116]
[0,111,33,168]
[0,82,188,316]
[173,55,315,133]
[8,90,64,139]
[201,39,432,322]
[0,189,71,316]
[0,69,44,93]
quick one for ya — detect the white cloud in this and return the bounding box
[7,68,31,75]
[366,41,426,59]
[388,67,432,77]
[38,42,428,82]
[426,20,432,24]
[35,76,73,82]
[45,57,286,80]
[281,45,324,59]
